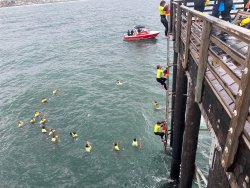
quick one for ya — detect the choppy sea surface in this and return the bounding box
[0,0,210,187]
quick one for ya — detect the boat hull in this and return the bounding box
[123,31,160,41]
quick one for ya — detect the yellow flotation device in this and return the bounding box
[40,118,46,124]
[240,18,250,27]
[34,111,40,117]
[52,90,57,95]
[42,128,47,133]
[18,121,24,127]
[30,117,36,124]
[85,145,92,153]
[41,98,47,104]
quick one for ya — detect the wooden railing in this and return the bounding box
[172,2,250,170]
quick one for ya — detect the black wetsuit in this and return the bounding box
[194,0,205,12]
[161,15,168,36]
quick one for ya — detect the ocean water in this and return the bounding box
[0,0,210,187]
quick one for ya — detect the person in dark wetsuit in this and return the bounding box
[212,0,233,22]
[194,0,205,12]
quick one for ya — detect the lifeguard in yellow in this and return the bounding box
[154,121,165,142]
[30,117,36,124]
[70,132,78,139]
[34,111,40,117]
[18,121,24,127]
[85,142,92,153]
[52,90,57,95]
[132,138,139,147]
[49,129,55,136]
[153,101,160,109]
[51,135,59,142]
[114,143,120,151]
[41,126,47,133]
[40,118,46,124]
[156,65,168,90]
[159,0,169,36]
[41,98,47,104]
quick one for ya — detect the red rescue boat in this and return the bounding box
[123,25,160,41]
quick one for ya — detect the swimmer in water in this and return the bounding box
[70,132,78,139]
[114,143,120,151]
[34,111,40,118]
[52,89,57,95]
[41,126,47,133]
[49,128,55,136]
[132,138,139,147]
[30,117,36,124]
[40,118,46,124]
[85,142,92,153]
[41,98,47,104]
[51,134,59,142]
[116,80,123,86]
[153,101,160,109]
[18,121,24,127]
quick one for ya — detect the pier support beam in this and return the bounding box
[170,52,178,147]
[170,57,187,182]
[179,78,201,188]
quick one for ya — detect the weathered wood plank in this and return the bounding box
[210,35,246,65]
[195,20,212,103]
[175,4,182,53]
[208,50,241,85]
[183,12,193,69]
[222,45,250,170]
[180,5,250,43]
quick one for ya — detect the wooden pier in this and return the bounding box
[169,2,250,187]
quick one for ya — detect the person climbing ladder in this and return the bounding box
[156,65,168,90]
[154,121,166,142]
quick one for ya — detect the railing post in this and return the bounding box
[221,45,250,170]
[195,20,212,103]
[175,3,181,53]
[182,12,192,69]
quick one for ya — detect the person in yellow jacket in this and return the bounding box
[85,142,92,153]
[154,121,166,142]
[159,0,169,37]
[114,143,120,151]
[156,65,168,90]
[41,126,47,133]
[132,138,139,147]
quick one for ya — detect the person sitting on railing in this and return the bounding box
[159,0,169,37]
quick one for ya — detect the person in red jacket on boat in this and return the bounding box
[159,0,169,37]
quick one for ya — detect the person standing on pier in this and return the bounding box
[156,65,168,90]
[159,0,169,37]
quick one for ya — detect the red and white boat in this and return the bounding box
[123,25,160,41]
